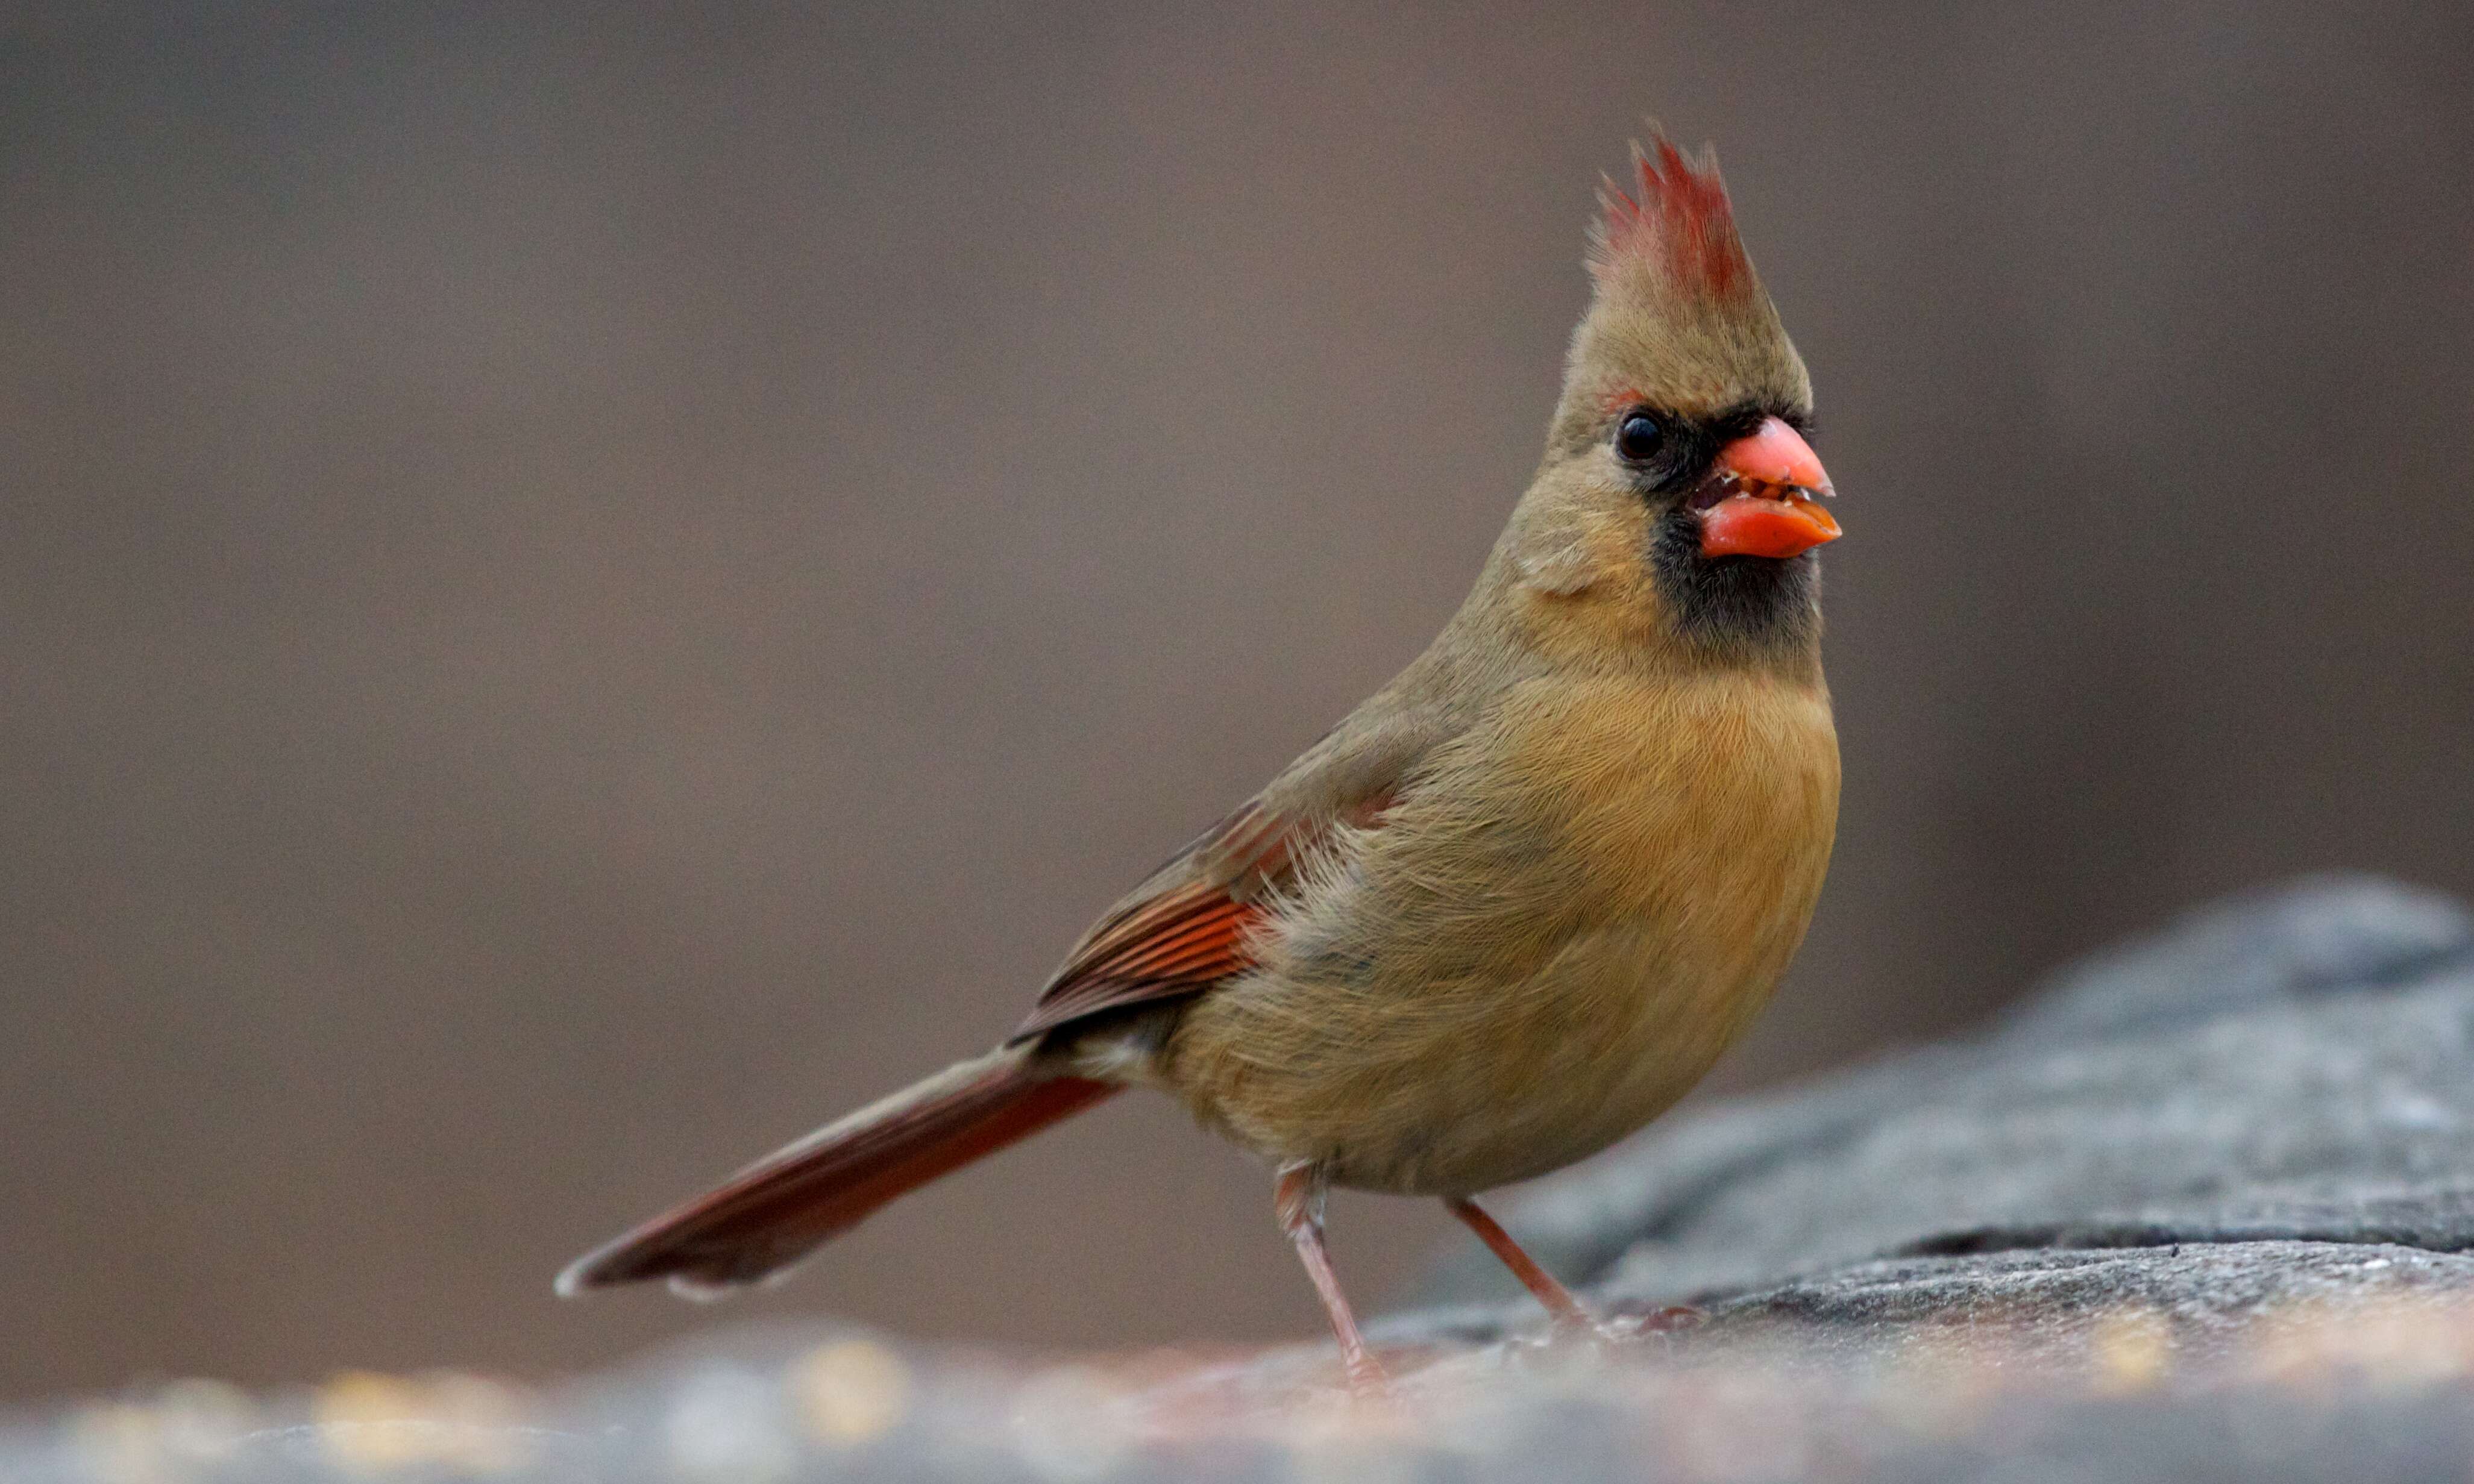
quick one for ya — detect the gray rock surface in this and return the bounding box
[16,874,2474,1483]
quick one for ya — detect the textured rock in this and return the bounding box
[16,874,2474,1483]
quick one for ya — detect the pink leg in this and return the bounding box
[1275,1164,1387,1394]
[1446,1196,1599,1333]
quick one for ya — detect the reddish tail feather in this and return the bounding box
[557,1049,1117,1298]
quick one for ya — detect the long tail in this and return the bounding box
[556,1047,1118,1298]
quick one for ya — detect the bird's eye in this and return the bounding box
[1614,410,1664,463]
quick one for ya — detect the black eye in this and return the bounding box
[1614,410,1664,463]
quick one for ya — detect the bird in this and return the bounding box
[557,134,1843,1394]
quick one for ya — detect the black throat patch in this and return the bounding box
[1649,507,1823,660]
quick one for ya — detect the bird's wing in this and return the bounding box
[1006,710,1438,1045]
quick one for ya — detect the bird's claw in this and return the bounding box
[1607,1301,1709,1338]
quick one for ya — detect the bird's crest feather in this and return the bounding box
[1590,133,1756,307]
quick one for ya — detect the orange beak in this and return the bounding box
[1695,417,1841,560]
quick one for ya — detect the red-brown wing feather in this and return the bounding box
[1012,879,1268,1039]
[1009,794,1388,1044]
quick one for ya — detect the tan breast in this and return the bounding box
[1163,668,1839,1195]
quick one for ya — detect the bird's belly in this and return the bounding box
[1170,906,1806,1194]
[1163,675,1837,1194]
[1371,919,1774,1191]
[1333,900,1806,1193]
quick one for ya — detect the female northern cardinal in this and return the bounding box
[559,136,1842,1391]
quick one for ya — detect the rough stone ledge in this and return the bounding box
[16,874,2474,1482]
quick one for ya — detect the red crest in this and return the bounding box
[1593,136,1756,303]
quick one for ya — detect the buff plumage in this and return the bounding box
[560,133,1844,1394]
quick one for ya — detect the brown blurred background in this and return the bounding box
[4,2,2470,1404]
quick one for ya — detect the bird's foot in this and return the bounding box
[1604,1301,1709,1338]
[1546,1309,1631,1349]
[1536,1302,1707,1360]
[1339,1351,1392,1400]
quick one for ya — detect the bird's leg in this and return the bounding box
[1274,1162,1387,1394]
[1445,1195,1604,1336]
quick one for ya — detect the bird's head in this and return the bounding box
[1497,136,1835,673]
